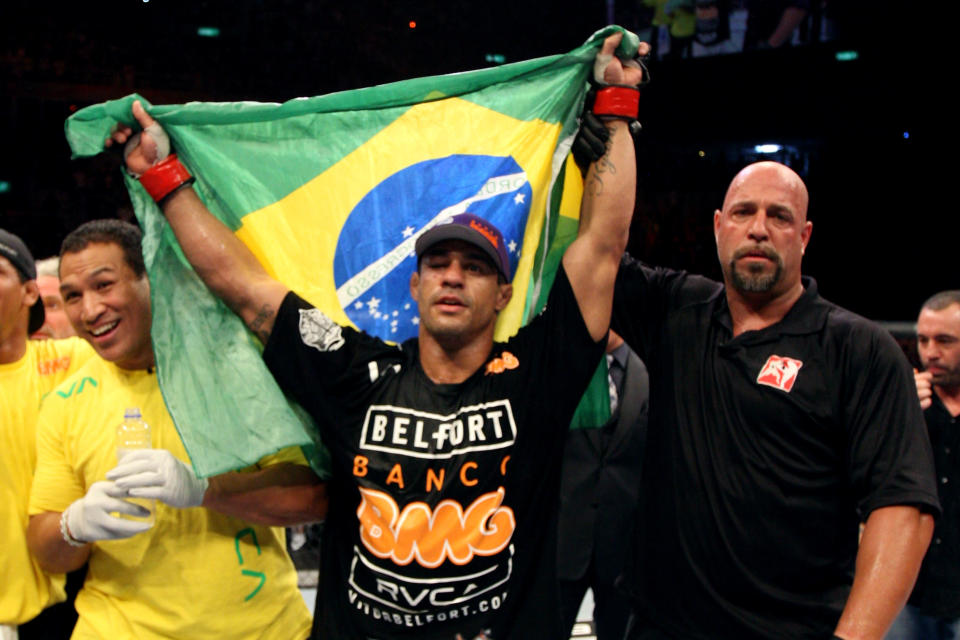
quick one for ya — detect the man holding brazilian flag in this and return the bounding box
[70,25,647,638]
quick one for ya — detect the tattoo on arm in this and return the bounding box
[585,127,617,196]
[249,303,275,343]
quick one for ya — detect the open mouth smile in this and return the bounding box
[89,319,119,338]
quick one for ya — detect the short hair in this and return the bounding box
[35,256,60,279]
[60,220,146,278]
[922,290,960,312]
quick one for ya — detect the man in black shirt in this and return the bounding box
[612,161,940,640]
[889,291,960,639]
[108,33,647,639]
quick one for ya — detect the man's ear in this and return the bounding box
[410,271,420,302]
[22,280,40,308]
[495,283,513,312]
[801,220,812,255]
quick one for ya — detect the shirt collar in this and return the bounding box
[608,342,629,369]
[713,276,828,340]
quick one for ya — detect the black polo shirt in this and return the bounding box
[909,394,960,618]
[611,256,940,640]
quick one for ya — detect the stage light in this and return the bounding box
[754,144,781,154]
[0,181,11,194]
[835,51,858,62]
[197,27,220,37]
[409,21,416,29]
[903,131,910,140]
[485,53,506,64]
[698,150,705,157]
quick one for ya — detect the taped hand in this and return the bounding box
[104,99,170,177]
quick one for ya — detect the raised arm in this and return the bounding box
[107,102,288,343]
[562,33,647,342]
[833,504,934,639]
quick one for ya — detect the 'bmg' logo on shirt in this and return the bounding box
[756,355,804,393]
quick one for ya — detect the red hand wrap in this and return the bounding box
[592,86,640,120]
[139,154,193,203]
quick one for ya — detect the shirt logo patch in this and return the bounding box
[37,356,71,376]
[484,351,519,375]
[756,355,803,393]
[298,308,345,352]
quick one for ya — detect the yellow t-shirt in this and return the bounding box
[29,357,312,640]
[0,337,94,625]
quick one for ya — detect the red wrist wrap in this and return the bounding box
[592,86,640,120]
[139,154,193,203]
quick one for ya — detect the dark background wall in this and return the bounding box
[0,1,951,321]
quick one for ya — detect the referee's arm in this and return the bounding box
[833,504,933,640]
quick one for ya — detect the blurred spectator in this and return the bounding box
[743,0,809,49]
[30,257,75,340]
[1,228,95,639]
[889,291,960,640]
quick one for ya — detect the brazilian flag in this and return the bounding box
[64,26,639,477]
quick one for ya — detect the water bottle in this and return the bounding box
[116,407,156,524]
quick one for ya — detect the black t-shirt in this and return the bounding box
[611,256,940,640]
[264,266,604,640]
[910,396,960,617]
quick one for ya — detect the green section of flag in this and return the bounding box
[65,26,636,476]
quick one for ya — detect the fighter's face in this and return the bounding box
[714,164,811,299]
[31,274,75,339]
[410,240,512,348]
[918,304,960,390]
[59,242,153,370]
[0,255,37,342]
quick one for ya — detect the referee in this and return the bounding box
[612,161,940,640]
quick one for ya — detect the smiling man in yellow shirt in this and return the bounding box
[26,220,325,640]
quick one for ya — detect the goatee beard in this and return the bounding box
[729,247,784,294]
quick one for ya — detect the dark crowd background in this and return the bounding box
[0,0,951,324]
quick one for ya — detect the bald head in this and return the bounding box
[713,161,812,302]
[722,162,809,223]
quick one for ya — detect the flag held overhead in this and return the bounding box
[64,26,638,477]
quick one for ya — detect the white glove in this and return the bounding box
[108,449,209,509]
[63,481,153,543]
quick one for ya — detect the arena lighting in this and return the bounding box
[485,53,506,64]
[0,181,10,194]
[197,27,220,37]
[835,50,859,61]
[754,144,782,154]
[903,131,910,140]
